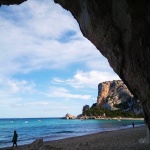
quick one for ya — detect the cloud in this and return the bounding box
[0,97,22,107]
[53,70,120,89]
[44,87,91,100]
[52,78,65,83]
[0,75,35,95]
[0,0,106,76]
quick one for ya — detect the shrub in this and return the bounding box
[84,106,143,118]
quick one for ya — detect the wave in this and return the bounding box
[53,130,74,134]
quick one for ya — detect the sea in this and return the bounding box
[0,118,145,148]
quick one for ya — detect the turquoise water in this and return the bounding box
[0,118,144,148]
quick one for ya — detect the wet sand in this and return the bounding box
[1,126,150,150]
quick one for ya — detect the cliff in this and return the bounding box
[97,80,142,114]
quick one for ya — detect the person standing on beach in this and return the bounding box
[12,130,18,148]
[132,122,135,128]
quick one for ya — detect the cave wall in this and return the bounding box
[53,0,150,129]
[0,0,26,5]
[1,0,150,128]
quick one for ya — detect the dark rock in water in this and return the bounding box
[65,113,76,119]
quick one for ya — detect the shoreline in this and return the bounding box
[94,117,144,120]
[65,116,144,120]
[1,125,149,150]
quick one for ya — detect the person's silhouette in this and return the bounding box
[12,130,18,148]
[132,122,135,128]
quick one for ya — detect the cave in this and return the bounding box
[1,0,150,142]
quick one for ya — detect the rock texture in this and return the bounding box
[97,80,142,114]
[0,0,26,5]
[1,0,150,132]
[82,105,90,113]
[26,139,43,150]
[25,139,61,150]
[65,113,76,119]
[97,81,111,107]
[97,80,131,108]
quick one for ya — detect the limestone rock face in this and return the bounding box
[97,80,131,106]
[97,82,111,107]
[97,80,142,114]
[54,0,150,129]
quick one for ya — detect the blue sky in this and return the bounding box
[0,0,120,118]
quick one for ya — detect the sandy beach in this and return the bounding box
[1,126,150,150]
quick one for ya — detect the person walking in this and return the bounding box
[12,130,18,148]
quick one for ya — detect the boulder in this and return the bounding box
[26,139,43,150]
[65,113,76,119]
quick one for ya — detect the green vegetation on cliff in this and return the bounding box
[83,106,143,118]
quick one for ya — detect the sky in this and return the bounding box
[0,0,120,118]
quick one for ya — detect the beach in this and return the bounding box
[1,126,150,150]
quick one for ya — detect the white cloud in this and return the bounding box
[24,0,79,39]
[45,87,91,100]
[52,78,65,83]
[0,75,35,95]
[0,0,105,76]
[53,70,120,89]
